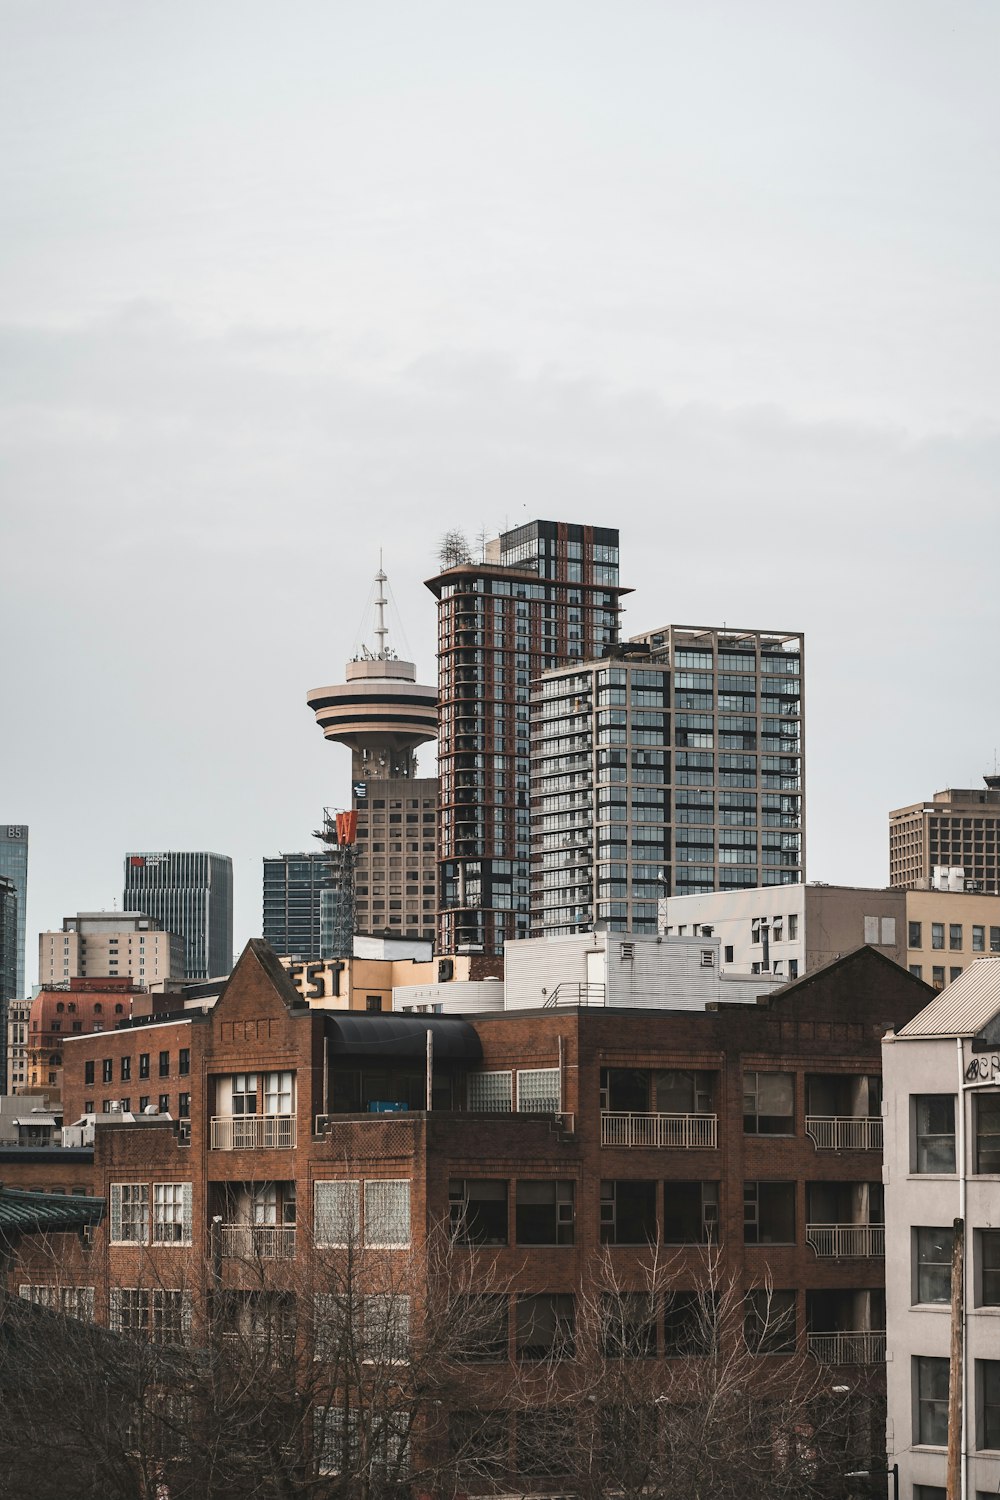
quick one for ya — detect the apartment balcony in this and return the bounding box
[210,1115,297,1151]
[805,1223,885,1258]
[807,1330,886,1365]
[805,1116,883,1151]
[218,1224,296,1260]
[601,1111,718,1149]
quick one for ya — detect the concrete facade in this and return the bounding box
[39,911,184,987]
[890,782,1000,894]
[882,962,1000,1499]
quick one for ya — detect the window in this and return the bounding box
[981,1360,1000,1450]
[139,1053,150,1079]
[110,1183,149,1244]
[515,1293,575,1359]
[914,1095,956,1172]
[19,1285,94,1320]
[908,920,923,948]
[153,1183,192,1244]
[515,1181,574,1245]
[84,1060,94,1086]
[158,1093,169,1114]
[980,1230,1000,1306]
[516,1068,561,1114]
[315,1181,360,1247]
[600,1180,657,1245]
[788,913,798,940]
[664,1290,718,1356]
[366,995,382,1013]
[364,1180,411,1247]
[744,1288,796,1354]
[601,1291,657,1357]
[178,1092,190,1118]
[364,1294,410,1362]
[973,925,986,952]
[264,1071,293,1115]
[470,1068,512,1116]
[743,1071,794,1133]
[992,927,1000,953]
[102,1059,113,1084]
[933,966,946,989]
[915,1226,954,1303]
[951,967,963,983]
[121,1056,131,1082]
[910,964,924,979]
[178,1048,190,1076]
[976,1094,1000,1173]
[664,1181,719,1243]
[932,923,945,950]
[744,1181,795,1244]
[724,945,734,963]
[915,1355,949,1446]
[231,1072,258,1114]
[450,1179,508,1245]
[950,924,963,951]
[159,1051,170,1078]
[453,1294,509,1361]
[109,1288,192,1343]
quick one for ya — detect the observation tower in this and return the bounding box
[306,564,438,782]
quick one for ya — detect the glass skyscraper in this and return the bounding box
[123,851,233,979]
[263,851,341,960]
[0,825,28,1000]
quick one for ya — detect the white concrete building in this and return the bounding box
[882,958,1000,1500]
[664,883,906,979]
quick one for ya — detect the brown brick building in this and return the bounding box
[2,940,931,1486]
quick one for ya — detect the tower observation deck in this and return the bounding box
[306,564,438,781]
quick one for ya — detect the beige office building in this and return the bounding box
[904,887,1000,989]
[890,779,1000,892]
[38,912,184,986]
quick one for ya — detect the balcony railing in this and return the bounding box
[601,1112,718,1149]
[219,1224,296,1260]
[210,1115,296,1151]
[806,1223,885,1258]
[805,1116,883,1151]
[808,1330,886,1365]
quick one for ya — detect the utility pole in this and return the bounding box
[946,1215,964,1500]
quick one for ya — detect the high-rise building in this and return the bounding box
[123,853,233,979]
[426,520,627,954]
[530,625,805,936]
[262,852,340,960]
[0,876,17,1093]
[0,825,28,1001]
[307,564,439,944]
[38,911,184,986]
[889,777,1000,893]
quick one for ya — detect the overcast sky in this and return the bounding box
[3,1,999,983]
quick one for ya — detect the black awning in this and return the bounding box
[324,1014,483,1062]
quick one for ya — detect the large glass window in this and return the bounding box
[153,1183,192,1245]
[743,1071,794,1134]
[515,1181,574,1245]
[664,1181,719,1243]
[449,1180,508,1245]
[744,1289,796,1354]
[600,1180,656,1245]
[915,1226,954,1303]
[110,1183,149,1244]
[980,1360,1000,1450]
[515,1294,575,1360]
[914,1095,956,1172]
[975,1094,1000,1174]
[915,1356,949,1446]
[744,1181,795,1244]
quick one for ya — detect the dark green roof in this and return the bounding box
[0,1187,104,1240]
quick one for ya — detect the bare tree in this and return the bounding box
[437,530,471,570]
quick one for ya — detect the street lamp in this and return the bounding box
[844,1465,899,1500]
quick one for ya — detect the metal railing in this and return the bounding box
[543,983,606,1008]
[805,1116,883,1151]
[808,1330,886,1365]
[601,1112,718,1149]
[210,1115,296,1151]
[218,1224,296,1259]
[806,1223,885,1258]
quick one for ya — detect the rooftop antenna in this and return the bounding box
[374,550,389,659]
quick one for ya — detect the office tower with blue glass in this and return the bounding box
[262,851,342,961]
[123,851,233,979]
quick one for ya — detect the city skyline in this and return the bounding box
[2,4,998,983]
